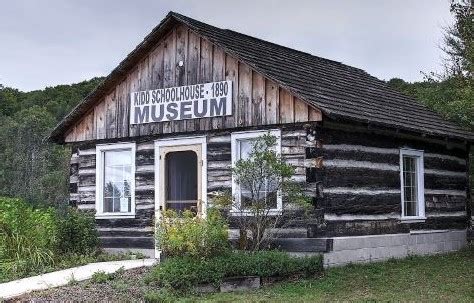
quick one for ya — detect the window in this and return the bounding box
[231,130,282,213]
[400,149,425,220]
[96,143,136,218]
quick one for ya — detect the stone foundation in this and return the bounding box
[103,248,155,258]
[324,229,467,267]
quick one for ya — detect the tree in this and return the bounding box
[213,133,311,251]
[441,0,473,81]
[0,106,70,205]
[0,77,103,206]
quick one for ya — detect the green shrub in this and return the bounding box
[146,250,323,290]
[91,270,113,283]
[156,208,230,259]
[144,289,176,303]
[56,207,99,255]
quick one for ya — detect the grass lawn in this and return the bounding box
[19,246,473,302]
[180,247,474,302]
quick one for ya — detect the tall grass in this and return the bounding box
[0,197,99,282]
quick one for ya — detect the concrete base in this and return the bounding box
[324,229,467,267]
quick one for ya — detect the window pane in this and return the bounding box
[402,155,418,217]
[105,150,132,166]
[103,149,132,213]
[165,151,198,213]
[239,139,253,160]
[236,136,278,210]
[104,197,113,213]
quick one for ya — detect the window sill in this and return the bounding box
[229,209,283,217]
[401,217,426,223]
[95,213,135,219]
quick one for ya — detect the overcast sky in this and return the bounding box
[0,0,454,92]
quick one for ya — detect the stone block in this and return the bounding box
[195,284,218,293]
[220,276,261,293]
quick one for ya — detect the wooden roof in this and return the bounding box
[49,11,473,143]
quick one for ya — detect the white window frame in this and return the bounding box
[231,129,282,215]
[399,148,425,221]
[95,142,136,219]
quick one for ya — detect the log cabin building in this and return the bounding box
[49,12,473,266]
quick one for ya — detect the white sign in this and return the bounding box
[130,80,232,124]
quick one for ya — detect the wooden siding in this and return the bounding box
[71,124,320,249]
[64,24,321,143]
[306,123,469,237]
[71,120,469,248]
[72,142,155,249]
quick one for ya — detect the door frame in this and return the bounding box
[154,135,207,258]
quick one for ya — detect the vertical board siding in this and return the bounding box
[150,44,165,135]
[238,63,252,127]
[294,98,309,123]
[175,25,188,133]
[129,68,140,137]
[64,24,322,143]
[279,89,294,124]
[199,38,213,131]
[224,55,238,128]
[265,80,279,125]
[212,47,225,129]
[162,30,176,134]
[252,73,265,126]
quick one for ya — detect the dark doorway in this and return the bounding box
[165,150,198,212]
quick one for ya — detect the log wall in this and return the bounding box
[70,124,317,250]
[70,142,155,250]
[306,122,469,237]
[70,121,470,248]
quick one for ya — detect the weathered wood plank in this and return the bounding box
[175,25,188,132]
[265,80,279,125]
[105,90,117,138]
[83,111,95,141]
[252,72,265,126]
[279,89,294,123]
[294,97,308,123]
[139,55,152,136]
[224,54,238,128]
[212,46,226,129]
[65,126,76,143]
[162,29,176,133]
[238,63,252,127]
[309,106,322,121]
[199,37,213,131]
[128,68,140,137]
[150,43,164,135]
[187,30,200,131]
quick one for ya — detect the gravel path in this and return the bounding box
[9,267,157,302]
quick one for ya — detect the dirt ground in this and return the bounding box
[9,267,156,303]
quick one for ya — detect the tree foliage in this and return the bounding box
[441,0,473,81]
[0,77,104,205]
[388,1,473,131]
[213,134,311,251]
